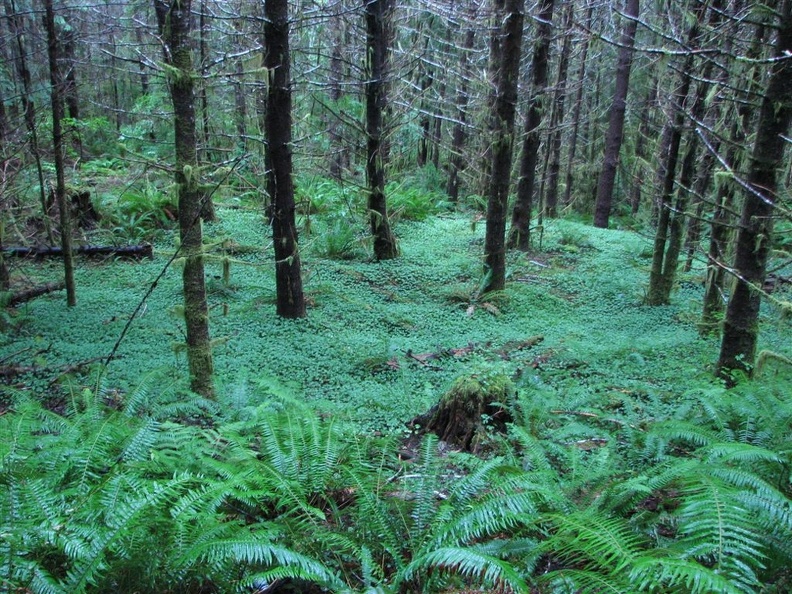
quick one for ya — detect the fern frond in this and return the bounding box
[400,546,529,594]
[545,510,644,574]
[702,441,783,465]
[539,568,629,594]
[629,555,747,594]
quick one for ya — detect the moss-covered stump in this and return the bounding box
[408,373,515,453]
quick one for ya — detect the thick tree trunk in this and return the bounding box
[482,0,524,292]
[45,0,76,307]
[265,0,306,319]
[364,0,398,260]
[717,0,792,383]
[155,0,215,398]
[507,0,554,251]
[593,0,639,229]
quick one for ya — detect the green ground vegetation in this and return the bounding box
[1,173,791,593]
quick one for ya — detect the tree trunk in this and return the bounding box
[717,0,792,383]
[562,2,594,209]
[446,7,476,202]
[592,0,639,229]
[328,15,347,180]
[482,0,524,292]
[646,2,708,305]
[45,0,76,307]
[233,56,248,152]
[265,0,306,319]
[5,0,52,244]
[155,0,215,398]
[364,0,398,260]
[507,0,555,251]
[543,1,573,219]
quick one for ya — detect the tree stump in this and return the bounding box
[408,374,515,453]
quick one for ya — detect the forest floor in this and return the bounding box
[1,206,790,430]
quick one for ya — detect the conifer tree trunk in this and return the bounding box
[265,0,306,319]
[482,0,524,292]
[563,2,594,209]
[328,15,348,180]
[44,0,75,307]
[507,0,554,251]
[5,0,52,244]
[592,0,639,229]
[446,5,476,202]
[543,1,573,219]
[364,0,398,260]
[646,2,707,305]
[154,0,215,398]
[717,0,792,383]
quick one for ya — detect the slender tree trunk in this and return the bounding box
[5,0,52,244]
[233,56,247,151]
[543,2,573,219]
[154,0,215,398]
[507,0,555,251]
[199,0,212,162]
[630,77,658,214]
[135,25,150,95]
[364,0,398,260]
[717,0,792,383]
[482,0,524,292]
[593,0,639,229]
[265,0,306,318]
[45,0,76,307]
[646,2,707,305]
[328,16,347,180]
[446,8,476,202]
[563,2,594,208]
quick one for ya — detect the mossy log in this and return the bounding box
[3,243,153,260]
[408,373,515,453]
[3,281,65,307]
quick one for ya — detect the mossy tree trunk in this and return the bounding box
[717,0,792,384]
[45,0,76,307]
[154,0,215,398]
[364,0,398,261]
[592,0,639,229]
[507,0,554,251]
[482,0,524,292]
[265,0,306,319]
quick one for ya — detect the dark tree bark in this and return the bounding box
[44,0,75,307]
[327,14,348,180]
[265,0,306,319]
[507,0,555,251]
[154,0,215,398]
[563,2,594,208]
[364,0,398,260]
[543,1,574,219]
[482,0,524,292]
[717,0,792,383]
[646,2,707,305]
[5,0,51,244]
[199,0,212,162]
[446,5,477,202]
[233,55,248,152]
[592,0,639,229]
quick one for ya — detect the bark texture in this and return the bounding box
[364,0,398,260]
[482,0,524,292]
[45,0,76,307]
[717,0,792,383]
[508,0,554,250]
[592,0,639,229]
[155,0,215,398]
[265,0,306,318]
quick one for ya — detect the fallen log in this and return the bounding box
[4,281,65,307]
[2,243,153,260]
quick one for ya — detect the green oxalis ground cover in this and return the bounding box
[1,207,790,430]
